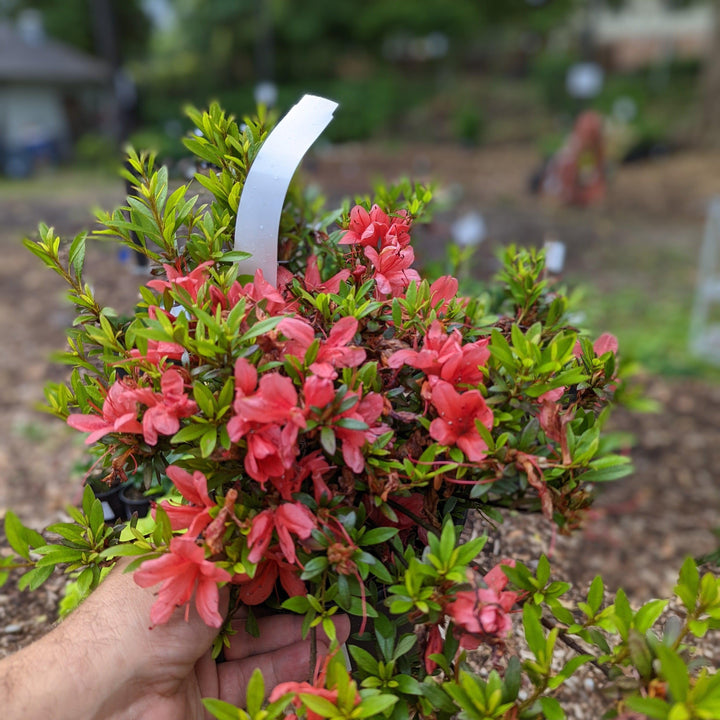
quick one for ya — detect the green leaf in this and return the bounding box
[171,423,210,443]
[4,511,45,560]
[656,644,689,702]
[17,564,54,591]
[548,655,593,689]
[536,554,550,587]
[393,633,417,659]
[68,233,87,276]
[246,668,264,717]
[522,604,545,659]
[361,527,398,545]
[201,698,241,720]
[625,695,670,719]
[320,427,336,456]
[503,656,521,702]
[354,694,398,717]
[298,693,339,717]
[587,575,604,614]
[240,316,283,342]
[348,645,379,675]
[539,696,565,720]
[675,557,699,612]
[300,556,328,580]
[200,427,218,458]
[281,596,311,613]
[613,588,632,640]
[634,599,668,634]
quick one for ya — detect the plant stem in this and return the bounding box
[309,625,317,683]
[385,497,437,536]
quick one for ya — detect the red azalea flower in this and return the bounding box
[333,391,385,473]
[270,450,334,502]
[236,269,290,315]
[388,321,461,375]
[573,331,619,359]
[429,380,493,462]
[233,372,306,431]
[384,211,412,249]
[146,260,214,300]
[389,321,488,389]
[338,204,390,247]
[135,368,198,446]
[424,623,444,673]
[364,244,421,298]
[247,502,316,566]
[304,254,351,294]
[243,424,291,486]
[158,465,214,537]
[439,338,489,388]
[278,316,366,378]
[133,535,231,627]
[445,561,518,649]
[429,275,459,312]
[233,547,306,605]
[66,379,143,444]
[128,339,185,365]
[270,682,343,720]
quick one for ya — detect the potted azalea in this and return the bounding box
[9,98,717,720]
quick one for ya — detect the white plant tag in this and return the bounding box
[234,94,338,287]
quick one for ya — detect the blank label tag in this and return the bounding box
[234,95,338,287]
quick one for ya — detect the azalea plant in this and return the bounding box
[3,102,720,720]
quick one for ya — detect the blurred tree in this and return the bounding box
[172,0,579,88]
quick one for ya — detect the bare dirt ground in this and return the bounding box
[1,143,720,714]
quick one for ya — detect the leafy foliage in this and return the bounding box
[5,100,718,720]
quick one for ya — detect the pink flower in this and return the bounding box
[364,244,420,298]
[235,269,290,315]
[158,466,214,538]
[388,322,489,389]
[304,255,350,294]
[446,561,518,649]
[593,333,618,356]
[135,368,198,446]
[243,424,290,486]
[339,204,390,247]
[269,682,343,720]
[67,379,143,444]
[429,380,493,461]
[278,316,366,378]
[233,547,306,606]
[424,623,444,673]
[333,391,385,473]
[429,276,459,312]
[128,340,185,365]
[247,502,316,565]
[146,260,214,299]
[229,372,306,483]
[573,332,619,359]
[233,372,306,431]
[133,536,231,627]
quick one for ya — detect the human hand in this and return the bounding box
[0,561,350,720]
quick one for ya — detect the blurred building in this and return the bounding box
[589,0,713,70]
[0,13,112,177]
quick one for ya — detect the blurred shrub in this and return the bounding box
[73,133,120,169]
[452,103,486,146]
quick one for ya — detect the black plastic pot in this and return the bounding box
[119,485,151,520]
[92,482,127,522]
